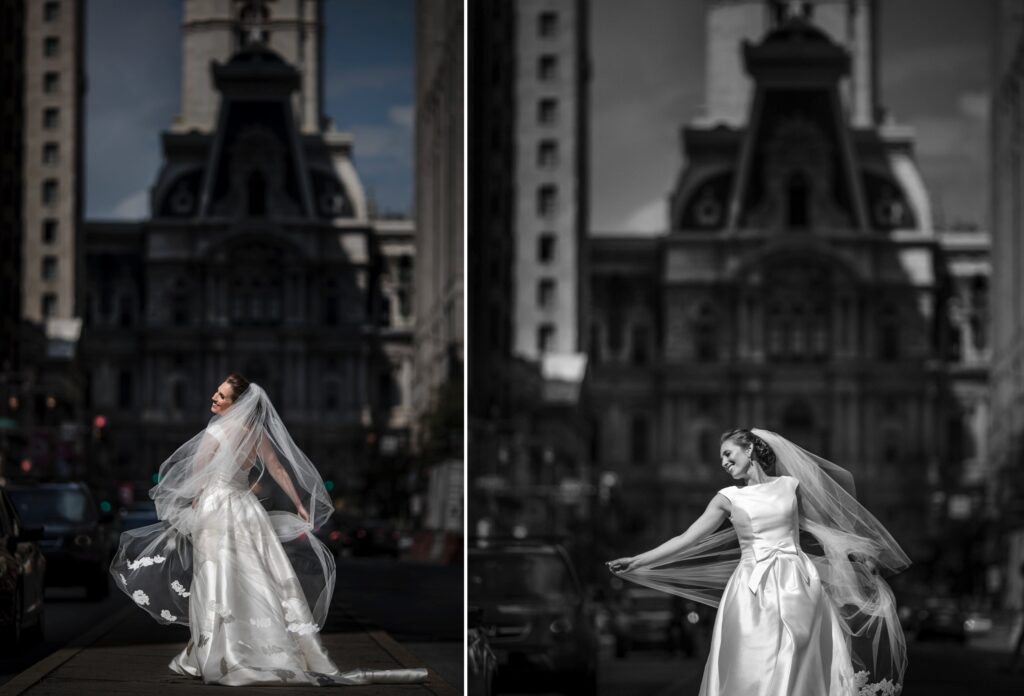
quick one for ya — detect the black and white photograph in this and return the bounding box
[1,0,462,693]
[468,1,1023,695]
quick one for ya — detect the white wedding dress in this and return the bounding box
[111,387,427,687]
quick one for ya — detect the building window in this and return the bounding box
[538,323,555,353]
[43,1,59,22]
[538,98,558,125]
[42,142,59,165]
[537,140,558,169]
[538,54,558,82]
[43,36,59,58]
[694,304,718,362]
[41,255,57,281]
[631,325,650,366]
[878,305,900,360]
[43,108,59,130]
[119,370,133,407]
[42,179,59,206]
[631,416,649,465]
[42,293,57,318]
[537,185,557,217]
[43,71,60,94]
[42,219,58,243]
[787,172,809,229]
[537,278,556,308]
[538,11,558,37]
[538,233,556,262]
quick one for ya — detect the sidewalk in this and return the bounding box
[0,599,459,696]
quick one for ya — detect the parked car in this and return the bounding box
[0,487,46,647]
[113,501,160,535]
[611,587,681,657]
[7,483,110,600]
[914,596,967,643]
[468,605,496,696]
[468,539,599,696]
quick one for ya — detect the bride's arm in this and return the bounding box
[608,493,730,573]
[257,433,310,522]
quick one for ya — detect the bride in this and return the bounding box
[110,373,427,686]
[608,428,909,696]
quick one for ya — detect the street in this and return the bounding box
[0,557,462,694]
[495,634,1024,696]
[0,587,122,687]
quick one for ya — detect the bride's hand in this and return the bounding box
[607,557,639,574]
[296,504,310,523]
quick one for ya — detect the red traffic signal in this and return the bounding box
[93,415,107,429]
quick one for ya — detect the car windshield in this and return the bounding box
[470,551,579,602]
[10,489,96,526]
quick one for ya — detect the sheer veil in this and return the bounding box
[110,384,336,629]
[615,428,910,685]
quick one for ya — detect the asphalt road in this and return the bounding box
[1,557,464,692]
[494,636,1024,696]
[0,583,122,686]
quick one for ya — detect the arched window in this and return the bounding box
[786,172,809,229]
[247,170,267,216]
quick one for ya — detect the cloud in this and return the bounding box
[621,198,668,234]
[325,66,413,101]
[388,104,414,129]
[110,189,150,220]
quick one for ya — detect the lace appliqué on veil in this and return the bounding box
[127,554,166,570]
[171,579,191,597]
[853,670,902,695]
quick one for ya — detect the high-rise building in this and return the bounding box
[512,0,589,366]
[413,0,464,452]
[22,0,84,327]
[989,0,1024,609]
[1,0,26,379]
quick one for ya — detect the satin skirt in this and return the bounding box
[168,479,426,686]
[698,550,856,696]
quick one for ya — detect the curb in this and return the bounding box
[0,604,134,695]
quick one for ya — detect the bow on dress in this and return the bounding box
[747,539,809,594]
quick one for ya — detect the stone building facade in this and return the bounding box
[588,4,988,569]
[81,1,414,510]
[990,0,1024,608]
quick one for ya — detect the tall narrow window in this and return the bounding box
[878,305,900,360]
[538,11,558,37]
[43,1,60,22]
[538,54,558,82]
[41,256,57,281]
[631,325,650,366]
[247,171,267,216]
[119,370,133,407]
[538,98,558,125]
[42,142,59,165]
[42,179,59,206]
[538,323,555,353]
[42,220,58,244]
[537,185,557,217]
[537,279,556,308]
[787,172,809,229]
[43,108,59,130]
[631,416,649,465]
[537,233,556,262]
[43,71,60,94]
[43,36,59,57]
[537,140,558,169]
[42,293,57,318]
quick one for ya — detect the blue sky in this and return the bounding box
[591,0,993,232]
[85,0,414,220]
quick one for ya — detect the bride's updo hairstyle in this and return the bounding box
[225,373,250,401]
[721,428,777,476]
